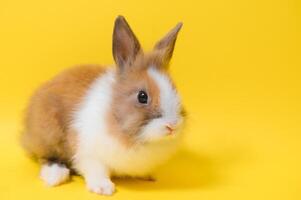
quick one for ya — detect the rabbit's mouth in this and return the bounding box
[134,114,185,144]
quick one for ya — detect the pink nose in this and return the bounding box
[165,124,175,134]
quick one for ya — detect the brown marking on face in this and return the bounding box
[106,49,183,147]
[107,58,162,146]
[136,51,178,91]
[21,65,106,165]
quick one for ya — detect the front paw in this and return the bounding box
[86,178,115,195]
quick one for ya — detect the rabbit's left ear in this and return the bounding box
[113,16,142,70]
[154,22,183,65]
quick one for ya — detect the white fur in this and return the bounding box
[148,68,181,119]
[139,67,183,141]
[40,163,70,186]
[87,178,115,195]
[71,68,182,194]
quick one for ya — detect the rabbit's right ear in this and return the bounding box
[113,16,142,71]
[153,22,182,66]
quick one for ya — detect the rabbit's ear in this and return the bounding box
[113,16,142,70]
[154,22,183,65]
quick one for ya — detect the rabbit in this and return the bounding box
[21,15,185,195]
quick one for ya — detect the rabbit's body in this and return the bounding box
[23,65,180,175]
[22,16,184,195]
[22,65,105,164]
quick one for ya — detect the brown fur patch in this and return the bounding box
[107,51,179,147]
[108,65,161,146]
[21,65,106,165]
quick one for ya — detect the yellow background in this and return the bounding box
[0,0,300,199]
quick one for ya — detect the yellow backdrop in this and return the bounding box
[0,0,300,199]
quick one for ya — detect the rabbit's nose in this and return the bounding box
[165,124,175,134]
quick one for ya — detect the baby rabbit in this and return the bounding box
[21,16,184,195]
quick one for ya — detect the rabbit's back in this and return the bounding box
[21,65,106,164]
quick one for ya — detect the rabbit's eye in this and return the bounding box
[137,90,148,104]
